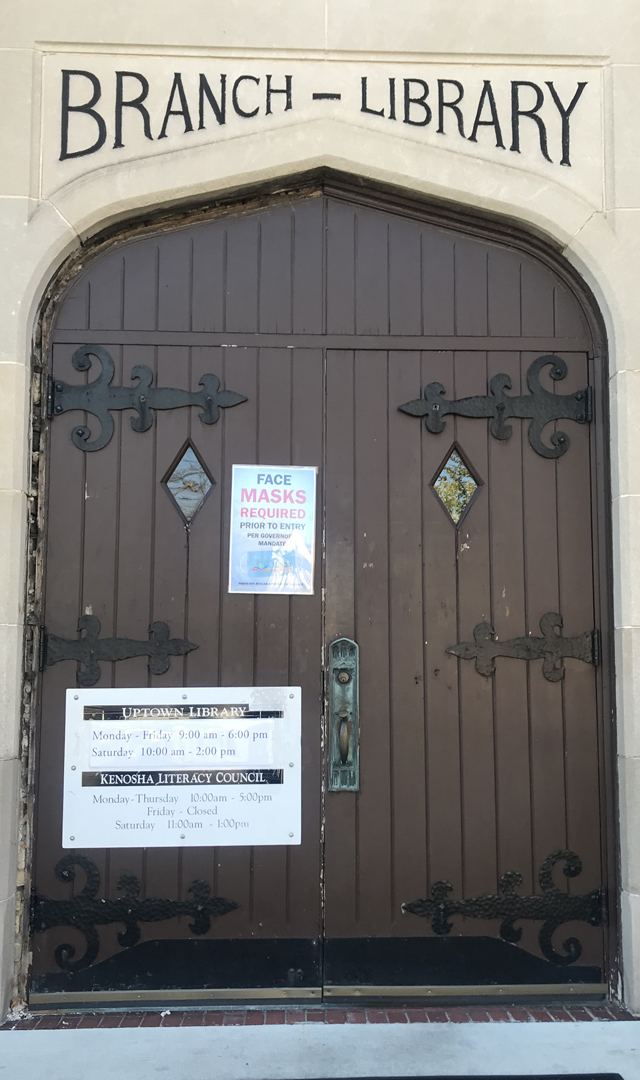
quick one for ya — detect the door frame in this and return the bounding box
[18,170,616,1007]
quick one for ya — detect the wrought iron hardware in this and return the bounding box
[398,355,592,459]
[49,344,248,451]
[37,625,47,673]
[403,849,603,966]
[31,854,238,972]
[447,612,598,683]
[44,614,197,687]
[328,638,359,791]
[46,375,55,420]
[592,627,601,668]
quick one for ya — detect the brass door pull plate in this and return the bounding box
[328,638,359,791]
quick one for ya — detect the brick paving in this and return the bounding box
[1,1003,637,1030]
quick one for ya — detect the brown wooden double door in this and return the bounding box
[31,188,609,1002]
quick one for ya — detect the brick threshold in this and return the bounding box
[2,1003,637,1029]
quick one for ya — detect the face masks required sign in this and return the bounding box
[62,687,301,849]
[228,464,317,595]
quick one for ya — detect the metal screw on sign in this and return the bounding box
[399,354,592,459]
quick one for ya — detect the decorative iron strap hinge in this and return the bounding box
[447,612,599,683]
[49,344,248,451]
[399,354,592,459]
[31,854,238,972]
[42,614,197,686]
[45,374,55,420]
[403,850,603,967]
[37,625,47,673]
[592,626,601,668]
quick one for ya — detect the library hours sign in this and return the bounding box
[62,687,302,848]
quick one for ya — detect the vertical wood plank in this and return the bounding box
[387,351,427,929]
[354,209,389,335]
[32,344,88,974]
[106,343,156,923]
[55,278,89,331]
[421,351,462,899]
[453,240,488,336]
[251,349,293,932]
[75,343,123,950]
[191,223,226,332]
[487,351,532,891]
[157,234,192,332]
[554,351,602,965]
[180,345,225,691]
[225,217,259,333]
[292,199,324,334]
[521,259,555,338]
[323,350,357,934]
[352,350,392,933]
[554,283,589,338]
[521,349,566,884]
[258,209,293,333]
[87,255,124,331]
[421,229,455,336]
[123,238,158,332]
[326,201,356,335]
[215,348,258,936]
[178,344,226,910]
[487,248,521,337]
[452,352,497,909]
[389,218,422,336]
[142,344,189,939]
[288,349,323,937]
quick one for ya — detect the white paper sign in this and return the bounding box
[228,464,317,595]
[62,687,301,849]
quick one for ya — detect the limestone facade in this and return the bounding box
[1,0,640,1018]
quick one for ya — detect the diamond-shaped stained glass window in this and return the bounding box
[432,448,480,526]
[163,443,215,523]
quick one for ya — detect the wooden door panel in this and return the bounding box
[323,347,605,988]
[33,192,609,1001]
[32,346,324,994]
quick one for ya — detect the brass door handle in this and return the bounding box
[328,638,359,791]
[338,709,350,764]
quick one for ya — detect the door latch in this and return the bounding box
[328,638,359,791]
